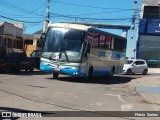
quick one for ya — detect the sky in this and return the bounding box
[0,0,142,57]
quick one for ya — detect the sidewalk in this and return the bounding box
[128,68,160,104]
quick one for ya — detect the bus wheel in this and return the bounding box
[53,72,59,79]
[109,67,115,79]
[85,67,93,81]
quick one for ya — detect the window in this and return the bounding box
[125,60,134,64]
[86,30,126,51]
[65,29,86,41]
[113,38,126,52]
[44,27,64,52]
[143,6,160,19]
[134,61,139,65]
[86,31,99,47]
[134,61,145,65]
[86,31,111,49]
[99,34,111,49]
[139,61,145,65]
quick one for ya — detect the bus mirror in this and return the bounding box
[38,33,45,48]
[83,41,88,57]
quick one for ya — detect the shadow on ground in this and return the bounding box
[0,70,51,76]
[46,75,141,85]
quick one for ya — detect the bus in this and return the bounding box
[40,22,127,80]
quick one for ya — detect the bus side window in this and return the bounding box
[113,38,125,52]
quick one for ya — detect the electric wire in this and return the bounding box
[51,0,134,11]
[0,14,43,23]
[0,1,44,17]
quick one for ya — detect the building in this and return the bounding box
[0,22,23,50]
[136,0,160,68]
[0,22,41,56]
[24,34,41,56]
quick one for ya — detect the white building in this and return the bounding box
[0,22,23,50]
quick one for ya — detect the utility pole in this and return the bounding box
[129,0,137,59]
[23,25,26,51]
[75,18,77,22]
[42,0,50,36]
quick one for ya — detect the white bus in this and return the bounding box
[40,22,127,80]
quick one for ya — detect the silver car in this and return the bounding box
[123,59,148,75]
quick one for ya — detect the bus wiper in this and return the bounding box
[59,44,70,63]
[59,50,70,63]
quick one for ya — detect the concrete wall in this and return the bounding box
[142,0,160,6]
[4,22,14,36]
[0,22,23,50]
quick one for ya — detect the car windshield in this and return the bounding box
[125,60,134,64]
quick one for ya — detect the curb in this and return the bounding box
[127,77,160,105]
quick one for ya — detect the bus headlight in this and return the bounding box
[71,67,79,70]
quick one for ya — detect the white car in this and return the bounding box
[123,59,148,75]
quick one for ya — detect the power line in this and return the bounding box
[0,11,44,18]
[76,10,133,16]
[17,2,46,17]
[51,9,134,17]
[0,14,43,23]
[51,0,133,11]
[50,13,132,21]
[0,1,44,17]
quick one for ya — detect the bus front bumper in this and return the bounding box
[40,63,83,77]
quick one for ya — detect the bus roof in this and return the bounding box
[48,22,90,31]
[48,22,126,40]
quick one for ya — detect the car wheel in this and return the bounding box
[53,72,59,79]
[143,69,148,75]
[126,69,132,75]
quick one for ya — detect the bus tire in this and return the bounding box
[109,67,115,79]
[85,67,93,81]
[53,72,59,79]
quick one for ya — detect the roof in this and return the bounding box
[0,21,23,29]
[48,22,90,31]
[127,59,146,61]
[60,22,130,30]
[142,0,160,6]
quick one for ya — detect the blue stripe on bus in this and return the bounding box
[60,68,79,76]
[40,63,122,77]
[40,63,54,72]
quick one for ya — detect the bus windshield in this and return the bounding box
[43,27,86,62]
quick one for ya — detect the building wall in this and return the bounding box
[0,22,40,55]
[0,22,23,50]
[137,0,160,68]
[142,0,160,5]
